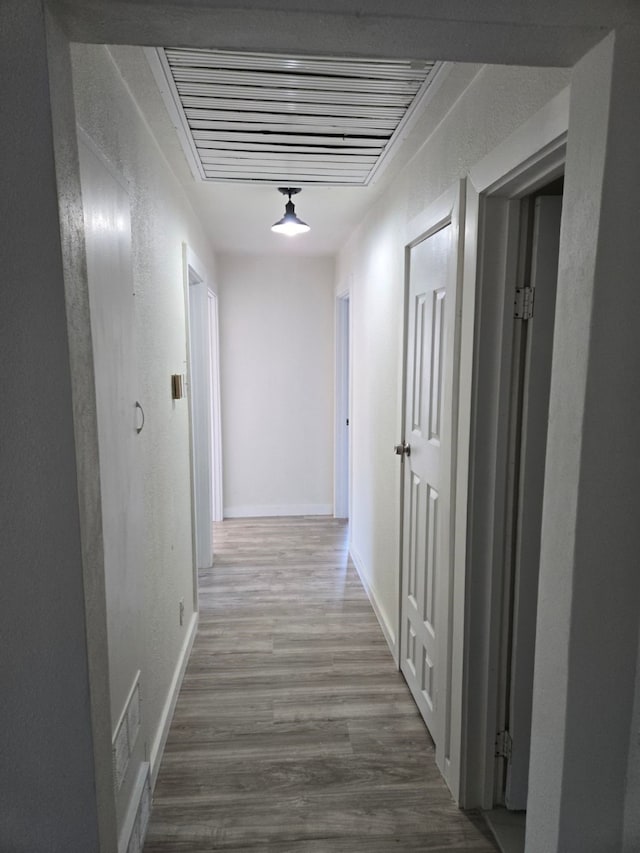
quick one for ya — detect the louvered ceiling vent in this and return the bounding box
[147,47,442,186]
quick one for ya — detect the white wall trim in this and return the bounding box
[76,124,130,193]
[143,48,206,182]
[469,86,569,195]
[149,612,198,789]
[349,545,398,665]
[367,61,451,187]
[405,180,461,247]
[224,503,332,519]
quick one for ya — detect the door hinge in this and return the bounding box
[495,730,513,760]
[514,286,534,320]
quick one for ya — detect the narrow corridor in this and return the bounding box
[144,517,497,851]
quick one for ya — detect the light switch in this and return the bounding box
[171,374,184,400]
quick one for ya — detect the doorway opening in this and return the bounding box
[335,293,351,520]
[482,178,564,853]
[185,247,223,592]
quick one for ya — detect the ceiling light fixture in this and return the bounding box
[271,187,310,237]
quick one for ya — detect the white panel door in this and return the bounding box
[400,185,463,774]
[78,137,143,730]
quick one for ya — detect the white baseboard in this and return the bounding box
[149,611,198,788]
[224,503,333,518]
[349,545,398,665]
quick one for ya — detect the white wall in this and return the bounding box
[527,32,640,852]
[70,43,218,837]
[337,63,570,647]
[218,253,334,518]
[0,7,107,849]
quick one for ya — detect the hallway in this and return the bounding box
[144,517,498,851]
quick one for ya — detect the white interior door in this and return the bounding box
[505,195,562,809]
[400,185,463,774]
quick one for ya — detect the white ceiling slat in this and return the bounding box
[193,130,385,146]
[175,83,413,108]
[202,172,368,184]
[198,149,377,163]
[194,140,385,157]
[198,152,378,166]
[149,47,440,186]
[192,129,387,148]
[164,48,434,81]
[180,97,406,121]
[199,159,374,173]
[187,115,398,133]
[170,67,422,96]
[186,109,398,129]
[203,169,370,182]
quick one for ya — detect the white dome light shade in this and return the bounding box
[271,187,310,236]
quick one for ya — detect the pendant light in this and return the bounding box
[271,187,310,236]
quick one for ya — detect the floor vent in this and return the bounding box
[120,762,152,853]
[112,673,141,791]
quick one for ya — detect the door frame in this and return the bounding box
[183,245,220,600]
[207,289,223,523]
[458,87,569,809]
[334,290,351,520]
[398,179,466,790]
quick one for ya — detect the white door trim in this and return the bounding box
[184,245,214,601]
[457,86,569,809]
[334,291,350,520]
[207,289,224,523]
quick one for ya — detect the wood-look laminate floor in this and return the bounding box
[144,517,497,852]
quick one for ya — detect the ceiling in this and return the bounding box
[147,47,440,186]
[108,46,476,256]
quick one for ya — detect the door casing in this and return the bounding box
[184,246,223,595]
[395,87,569,808]
[334,291,351,520]
[458,88,568,809]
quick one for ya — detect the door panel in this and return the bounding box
[400,186,463,770]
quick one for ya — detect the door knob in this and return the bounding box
[394,442,411,457]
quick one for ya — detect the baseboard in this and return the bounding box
[224,503,333,518]
[349,545,398,665]
[149,611,198,788]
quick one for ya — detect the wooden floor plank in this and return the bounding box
[144,517,496,852]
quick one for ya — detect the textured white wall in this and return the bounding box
[70,43,218,832]
[337,63,570,644]
[218,253,335,517]
[528,32,640,852]
[0,6,107,849]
